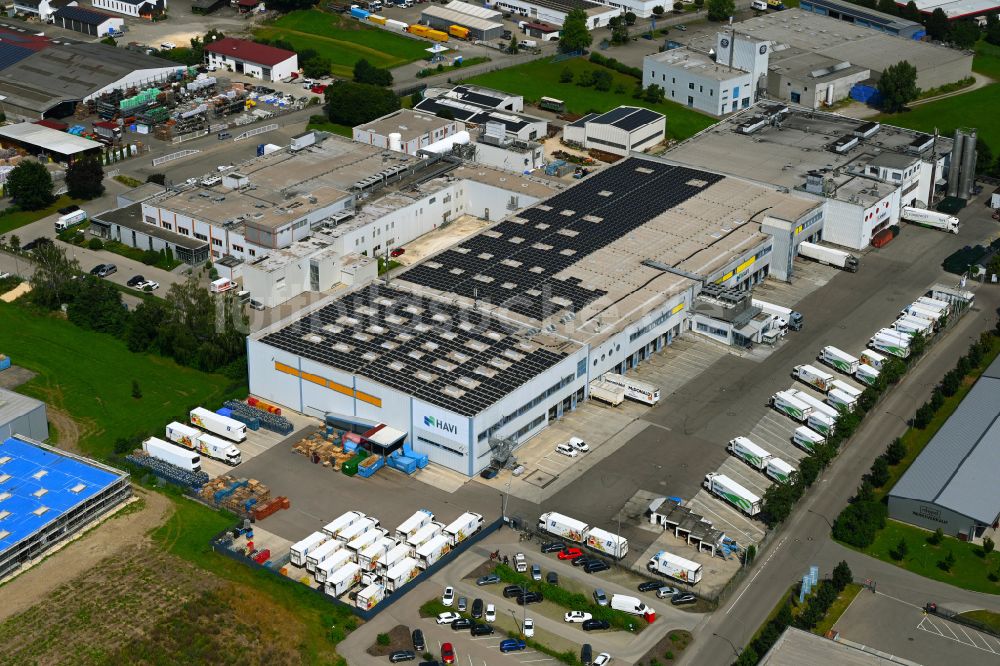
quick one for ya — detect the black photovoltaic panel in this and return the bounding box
[613,108,661,132]
[452,85,504,108]
[413,98,479,122]
[401,158,724,321]
[0,43,34,72]
[260,284,568,416]
[591,106,635,126]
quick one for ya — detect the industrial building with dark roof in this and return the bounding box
[888,355,1000,539]
[52,5,124,37]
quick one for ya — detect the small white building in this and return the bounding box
[241,242,377,309]
[353,109,462,157]
[204,37,298,82]
[53,5,124,37]
[92,0,165,18]
[643,33,770,117]
[562,106,665,157]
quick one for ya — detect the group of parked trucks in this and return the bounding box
[141,406,248,471]
[288,509,483,607]
[537,511,629,559]
[726,437,797,484]
[867,296,950,359]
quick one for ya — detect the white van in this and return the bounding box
[610,594,656,622]
[751,0,768,9]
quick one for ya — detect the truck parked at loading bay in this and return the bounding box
[727,437,771,471]
[703,473,762,517]
[648,550,703,584]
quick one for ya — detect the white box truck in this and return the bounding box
[337,517,379,543]
[903,303,944,323]
[860,349,887,370]
[416,534,452,569]
[290,531,329,567]
[901,206,959,234]
[829,379,862,399]
[326,562,362,597]
[793,364,835,392]
[610,594,656,622]
[315,549,355,584]
[766,458,796,484]
[305,538,344,572]
[165,421,201,449]
[703,473,762,517]
[443,511,483,546]
[870,330,911,358]
[603,373,660,405]
[797,241,859,272]
[855,364,880,386]
[357,536,396,571]
[586,527,628,559]
[791,389,839,419]
[826,389,857,412]
[771,390,813,422]
[394,509,433,542]
[916,296,951,316]
[792,426,825,453]
[377,543,411,576]
[346,528,386,555]
[589,379,625,406]
[406,521,443,552]
[190,407,246,442]
[384,556,421,592]
[818,346,859,375]
[324,511,365,539]
[727,436,772,471]
[808,411,836,437]
[143,437,201,472]
[55,209,88,232]
[752,299,803,330]
[647,550,702,584]
[195,432,242,465]
[894,315,934,336]
[538,511,589,543]
[355,582,385,610]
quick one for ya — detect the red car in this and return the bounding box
[441,642,455,664]
[390,247,405,257]
[558,547,584,560]
[310,84,327,94]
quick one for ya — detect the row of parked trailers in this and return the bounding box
[536,511,629,559]
[349,6,462,41]
[289,509,483,609]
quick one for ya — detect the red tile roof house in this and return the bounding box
[204,37,298,82]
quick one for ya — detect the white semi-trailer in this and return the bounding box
[415,534,452,569]
[394,509,434,542]
[165,421,201,450]
[901,206,959,233]
[357,537,396,571]
[903,303,944,323]
[194,432,242,465]
[326,562,362,597]
[647,550,703,585]
[589,380,626,406]
[855,364,880,386]
[323,511,365,539]
[290,531,329,567]
[603,373,661,405]
[305,538,344,572]
[377,543,411,576]
[727,436,772,471]
[916,296,951,316]
[752,299,803,330]
[142,437,201,472]
[895,314,934,335]
[314,549,353,584]
[829,379,862,399]
[703,473,762,517]
[793,426,825,452]
[860,349,888,370]
[793,364,835,392]
[797,241,859,272]
[384,557,421,592]
[586,527,629,560]
[791,390,839,420]
[406,521,444,552]
[771,391,813,422]
[346,528,385,555]
[870,330,911,358]
[443,511,483,546]
[190,406,246,442]
[538,511,589,543]
[808,411,836,437]
[337,517,379,544]
[818,346,859,375]
[826,388,857,412]
[355,583,385,610]
[766,458,796,484]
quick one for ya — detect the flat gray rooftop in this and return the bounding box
[92,203,209,251]
[761,627,924,666]
[354,108,456,143]
[645,48,749,83]
[0,388,43,425]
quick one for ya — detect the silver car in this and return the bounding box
[593,588,608,606]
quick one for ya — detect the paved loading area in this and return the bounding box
[196,405,318,479]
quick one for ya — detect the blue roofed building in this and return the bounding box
[0,436,131,580]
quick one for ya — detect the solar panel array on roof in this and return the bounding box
[450,85,505,108]
[260,284,569,416]
[612,108,662,132]
[590,106,635,126]
[400,158,723,321]
[413,97,479,122]
[0,43,35,71]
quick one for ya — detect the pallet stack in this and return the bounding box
[198,475,272,516]
[291,430,354,469]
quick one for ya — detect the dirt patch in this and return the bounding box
[463,560,498,582]
[46,406,81,454]
[395,215,493,266]
[0,366,36,390]
[366,623,412,657]
[636,629,693,666]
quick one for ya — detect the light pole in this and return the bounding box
[502,479,511,523]
[713,632,740,658]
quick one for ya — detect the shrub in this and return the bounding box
[869,455,890,488]
[140,250,160,265]
[938,551,956,572]
[984,537,995,555]
[928,527,944,545]
[88,237,104,250]
[886,437,906,465]
[890,537,908,561]
[560,67,574,83]
[376,633,390,646]
[832,560,852,590]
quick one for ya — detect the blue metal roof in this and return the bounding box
[0,437,121,554]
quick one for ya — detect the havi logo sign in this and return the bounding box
[424,415,458,435]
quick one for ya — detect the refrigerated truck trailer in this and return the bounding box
[355,582,385,611]
[195,432,242,465]
[143,436,201,472]
[903,303,944,323]
[324,511,365,539]
[305,537,344,572]
[916,296,951,316]
[829,379,862,400]
[589,379,626,406]
[870,330,911,358]
[165,421,200,449]
[538,511,589,543]
[586,527,629,560]
[394,509,434,542]
[752,299,803,330]
[860,349,887,370]
[797,241,859,272]
[603,373,661,405]
[771,390,813,422]
[384,557,421,592]
[703,473,762,517]
[190,407,246,442]
[443,511,483,546]
[727,436,772,471]
[900,206,959,233]
[894,314,934,335]
[357,537,396,571]
[406,521,443,552]
[377,543,411,576]
[416,534,452,569]
[818,346,859,375]
[290,531,329,567]
[826,388,857,412]
[793,426,825,452]
[315,548,354,584]
[808,411,836,437]
[337,517,379,543]
[647,550,703,584]
[791,389,838,418]
[326,562,363,597]
[766,458,796,484]
[793,364,835,392]
[855,364,880,386]
[346,528,385,555]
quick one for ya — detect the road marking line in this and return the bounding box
[918,617,1000,656]
[727,536,787,614]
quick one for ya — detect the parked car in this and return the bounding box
[160,41,176,49]
[572,554,591,567]
[450,618,472,630]
[126,275,146,287]
[140,280,160,291]
[516,591,543,605]
[477,574,500,586]
[541,541,565,553]
[675,24,687,30]
[390,651,416,663]
[503,585,525,598]
[547,571,559,585]
[90,264,107,276]
[638,581,662,592]
[593,588,608,606]
[585,560,610,574]
[479,467,498,479]
[436,612,460,624]
[441,642,455,664]
[656,586,680,599]
[390,247,405,257]
[500,638,527,653]
[555,442,579,457]
[582,619,611,631]
[522,617,534,637]
[442,587,454,606]
[92,263,117,277]
[567,436,589,452]
[565,611,593,623]
[671,593,697,606]
[485,603,496,623]
[593,653,612,666]
[471,598,483,619]
[581,644,593,665]
[531,564,541,581]
[457,596,467,612]
[470,623,494,636]
[559,547,584,560]
[412,629,425,652]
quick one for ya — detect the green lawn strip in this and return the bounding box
[466,57,715,141]
[100,238,182,271]
[813,583,862,636]
[973,39,1000,79]
[960,610,1000,634]
[0,195,79,236]
[864,521,1000,594]
[0,302,238,460]
[152,492,353,663]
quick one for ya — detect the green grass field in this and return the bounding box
[0,303,237,460]
[467,57,716,141]
[256,10,428,77]
[973,39,1000,79]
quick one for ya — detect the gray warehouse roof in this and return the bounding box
[761,627,924,666]
[0,389,44,427]
[890,355,1000,524]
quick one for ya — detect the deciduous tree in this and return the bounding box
[877,60,919,113]
[6,160,53,211]
[559,9,593,53]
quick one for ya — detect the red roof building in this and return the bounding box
[204,38,298,81]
